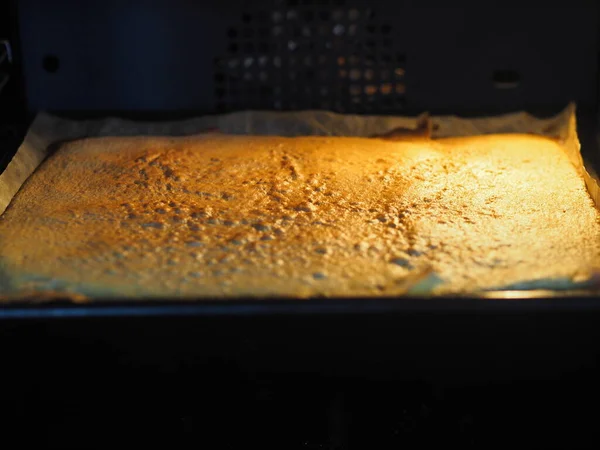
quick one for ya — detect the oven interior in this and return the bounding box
[2,1,600,448]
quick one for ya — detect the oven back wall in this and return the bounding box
[16,0,599,116]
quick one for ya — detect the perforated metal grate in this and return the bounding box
[213,0,406,113]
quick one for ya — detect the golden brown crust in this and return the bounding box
[1,133,599,299]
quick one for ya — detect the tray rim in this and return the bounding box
[2,290,600,320]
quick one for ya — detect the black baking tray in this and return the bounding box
[2,290,600,319]
[3,111,600,319]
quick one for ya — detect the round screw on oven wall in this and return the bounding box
[42,55,60,73]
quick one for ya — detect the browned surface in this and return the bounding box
[1,133,599,299]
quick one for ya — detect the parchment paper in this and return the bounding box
[2,103,596,217]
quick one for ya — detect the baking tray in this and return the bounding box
[1,105,600,318]
[0,288,598,320]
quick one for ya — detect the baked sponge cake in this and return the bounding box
[0,133,599,299]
